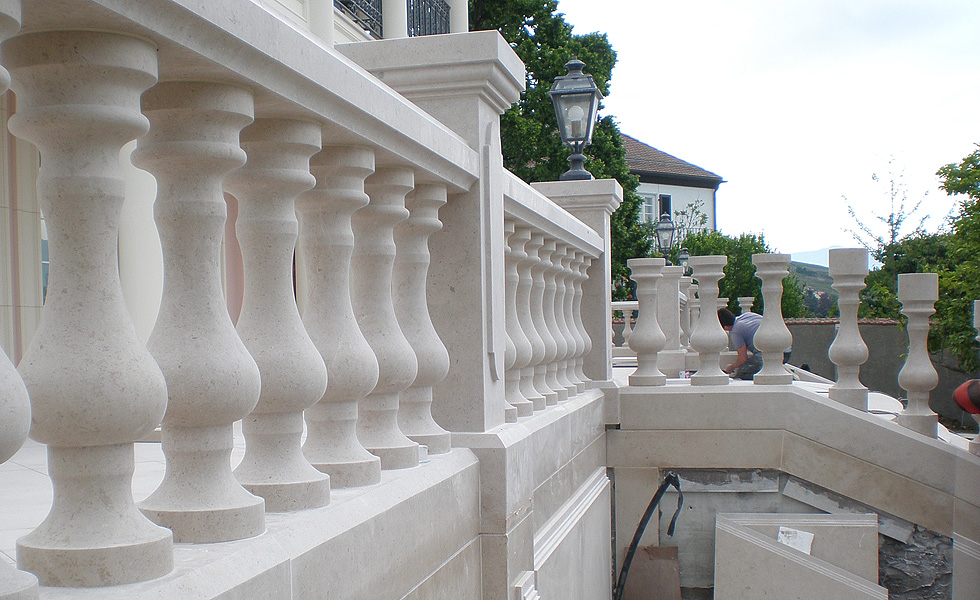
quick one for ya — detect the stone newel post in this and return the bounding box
[394,183,453,453]
[227,118,331,511]
[627,258,667,386]
[752,253,793,385]
[135,82,265,542]
[896,273,939,437]
[828,248,870,411]
[354,166,420,469]
[6,30,174,586]
[298,146,382,488]
[689,255,730,386]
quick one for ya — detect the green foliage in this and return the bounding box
[675,230,808,318]
[470,0,651,300]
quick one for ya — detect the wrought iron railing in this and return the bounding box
[334,0,383,38]
[408,0,450,37]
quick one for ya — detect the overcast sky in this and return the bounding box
[555,0,980,262]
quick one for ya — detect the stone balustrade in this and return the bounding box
[0,5,606,592]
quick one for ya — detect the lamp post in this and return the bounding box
[677,247,690,275]
[549,58,603,181]
[653,213,677,262]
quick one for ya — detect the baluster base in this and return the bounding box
[520,367,546,411]
[828,386,869,412]
[139,425,265,543]
[17,445,173,587]
[754,369,793,385]
[358,392,420,470]
[690,352,729,386]
[304,402,382,488]
[896,412,938,438]
[398,387,451,454]
[658,350,686,379]
[0,562,38,600]
[235,413,330,512]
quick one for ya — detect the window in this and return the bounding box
[640,195,656,223]
[658,194,672,219]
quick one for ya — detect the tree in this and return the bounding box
[469,0,651,299]
[932,144,980,372]
[675,230,808,318]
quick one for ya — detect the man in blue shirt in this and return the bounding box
[718,307,763,379]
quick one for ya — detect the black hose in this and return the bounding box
[612,471,684,600]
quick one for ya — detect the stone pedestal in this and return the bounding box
[627,258,667,386]
[135,81,265,541]
[298,146,382,488]
[394,183,453,453]
[7,30,173,585]
[227,118,330,511]
[828,249,870,411]
[689,256,730,386]
[354,167,420,469]
[752,254,793,385]
[895,273,939,437]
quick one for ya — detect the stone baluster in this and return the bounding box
[513,226,547,410]
[752,254,793,385]
[827,248,870,411]
[622,303,635,346]
[627,258,667,386]
[524,232,556,406]
[225,118,331,511]
[353,166,420,469]
[394,183,453,452]
[689,256,730,386]
[738,296,756,314]
[298,146,381,488]
[530,235,560,405]
[0,4,38,597]
[7,30,173,586]
[134,82,265,542]
[689,283,701,323]
[971,301,980,456]
[573,252,595,389]
[896,273,939,437]
[679,276,693,351]
[658,265,686,378]
[541,239,568,402]
[555,245,577,397]
[0,355,36,597]
[503,221,534,418]
[563,250,586,393]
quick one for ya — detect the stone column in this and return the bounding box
[394,183,453,453]
[689,255,730,386]
[896,273,939,437]
[0,4,38,597]
[504,220,534,418]
[528,232,558,406]
[532,180,622,385]
[225,118,330,511]
[827,248,870,411]
[382,0,408,38]
[514,226,546,411]
[752,253,793,385]
[135,82,265,542]
[541,239,568,402]
[298,146,382,488]
[354,166,420,469]
[7,30,173,586]
[658,265,686,378]
[627,258,667,387]
[446,0,468,33]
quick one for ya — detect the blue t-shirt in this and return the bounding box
[730,312,762,354]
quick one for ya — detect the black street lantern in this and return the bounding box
[677,247,691,275]
[654,213,676,256]
[549,58,603,181]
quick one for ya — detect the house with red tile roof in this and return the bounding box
[621,133,724,237]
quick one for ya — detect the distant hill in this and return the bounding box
[789,261,837,300]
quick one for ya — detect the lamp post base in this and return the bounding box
[559,153,593,181]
